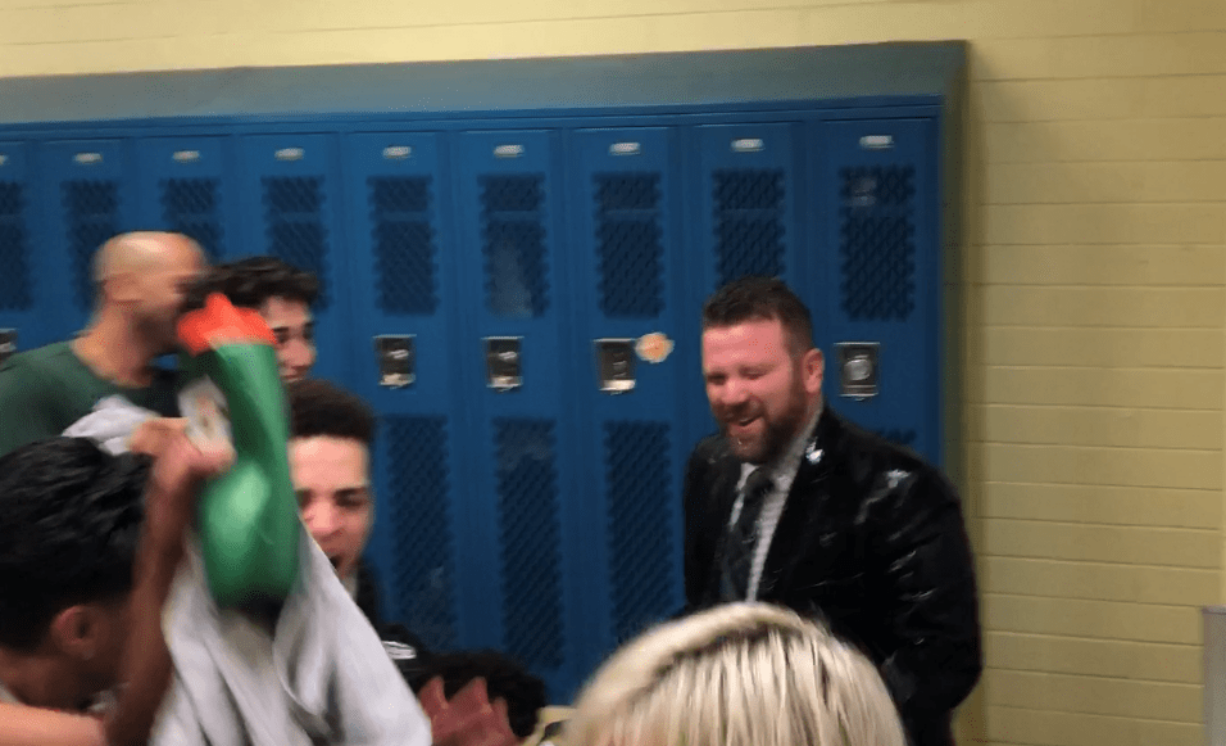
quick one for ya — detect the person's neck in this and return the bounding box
[73,314,158,388]
[0,647,86,711]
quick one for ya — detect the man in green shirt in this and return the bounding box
[0,231,205,457]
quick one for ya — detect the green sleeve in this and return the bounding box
[0,359,65,457]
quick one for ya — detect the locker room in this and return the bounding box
[0,41,963,702]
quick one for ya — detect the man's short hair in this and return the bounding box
[702,276,815,355]
[407,650,548,739]
[0,438,148,651]
[186,256,318,312]
[287,379,376,446]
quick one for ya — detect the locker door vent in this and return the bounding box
[839,166,916,321]
[161,178,223,258]
[875,428,917,448]
[386,415,458,650]
[712,169,786,286]
[369,177,438,315]
[595,174,663,319]
[480,175,549,318]
[495,418,564,668]
[0,182,30,311]
[63,181,120,312]
[605,421,673,643]
[262,177,330,309]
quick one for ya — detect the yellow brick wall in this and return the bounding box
[3,1,1223,744]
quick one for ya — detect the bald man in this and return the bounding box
[0,232,205,456]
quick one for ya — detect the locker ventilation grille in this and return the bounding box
[495,418,564,668]
[161,178,223,258]
[63,181,120,312]
[595,174,664,318]
[262,177,330,310]
[875,428,918,448]
[0,183,30,311]
[480,175,549,318]
[386,415,458,650]
[839,167,916,321]
[605,421,674,644]
[370,177,438,315]
[713,169,786,286]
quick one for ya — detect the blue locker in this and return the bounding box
[0,142,60,355]
[452,130,582,700]
[40,139,136,334]
[342,131,468,651]
[817,118,940,463]
[566,128,689,673]
[135,137,238,259]
[693,124,804,294]
[237,134,351,385]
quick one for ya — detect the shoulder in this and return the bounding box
[0,341,72,375]
[687,431,731,470]
[824,407,956,503]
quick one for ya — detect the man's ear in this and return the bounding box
[47,605,99,662]
[104,272,141,306]
[802,347,824,396]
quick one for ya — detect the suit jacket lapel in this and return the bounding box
[758,410,836,601]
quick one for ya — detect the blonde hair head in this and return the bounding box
[565,603,905,746]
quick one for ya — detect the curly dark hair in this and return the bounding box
[184,255,318,313]
[407,650,549,739]
[287,379,376,445]
[702,275,814,356]
[0,438,149,651]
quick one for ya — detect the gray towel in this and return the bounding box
[152,531,432,745]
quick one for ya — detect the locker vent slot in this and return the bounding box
[369,177,438,315]
[495,417,564,668]
[605,421,674,644]
[875,428,917,448]
[63,180,120,312]
[595,174,663,318]
[262,177,330,310]
[161,178,223,258]
[386,415,458,650]
[480,175,549,318]
[839,166,916,321]
[0,182,30,311]
[713,169,786,286]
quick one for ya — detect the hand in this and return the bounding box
[419,676,518,746]
[127,418,188,458]
[142,430,234,555]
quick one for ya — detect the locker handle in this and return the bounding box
[0,155,7,166]
[382,146,413,160]
[731,138,764,153]
[275,147,305,162]
[493,144,524,159]
[73,152,103,165]
[173,150,202,163]
[609,142,641,156]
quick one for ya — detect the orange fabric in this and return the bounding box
[177,293,276,355]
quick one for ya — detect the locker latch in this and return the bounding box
[594,339,636,394]
[485,337,523,392]
[0,329,15,367]
[374,335,415,388]
[836,342,879,400]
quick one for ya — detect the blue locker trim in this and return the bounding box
[0,43,964,126]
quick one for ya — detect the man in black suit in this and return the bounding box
[683,276,981,746]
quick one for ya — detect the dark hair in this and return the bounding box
[287,379,376,445]
[184,256,318,312]
[0,438,149,651]
[408,650,549,739]
[702,276,814,355]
